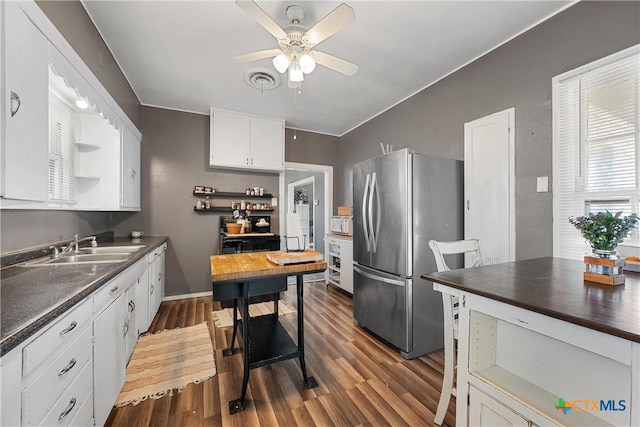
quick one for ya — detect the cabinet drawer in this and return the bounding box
[93,278,126,313]
[22,326,92,425]
[68,392,93,427]
[36,361,92,426]
[22,298,91,377]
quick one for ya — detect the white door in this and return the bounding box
[464,108,515,265]
[469,386,530,426]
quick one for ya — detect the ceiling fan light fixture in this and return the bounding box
[299,53,316,74]
[289,60,304,83]
[272,53,290,74]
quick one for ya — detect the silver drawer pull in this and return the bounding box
[58,397,77,421]
[516,318,529,325]
[59,321,77,336]
[150,284,155,295]
[58,358,77,377]
[10,91,21,117]
[109,286,119,294]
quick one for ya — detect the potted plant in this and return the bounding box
[225,216,242,234]
[569,211,639,256]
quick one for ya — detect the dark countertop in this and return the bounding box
[1,236,168,356]
[422,257,640,343]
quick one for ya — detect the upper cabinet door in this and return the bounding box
[209,109,284,172]
[250,115,284,171]
[210,110,251,168]
[121,125,141,210]
[2,2,49,201]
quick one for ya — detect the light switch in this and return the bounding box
[314,199,319,206]
[537,176,549,193]
[271,197,278,207]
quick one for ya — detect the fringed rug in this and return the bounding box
[211,299,296,328]
[115,322,216,407]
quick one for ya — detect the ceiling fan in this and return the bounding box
[232,0,358,88]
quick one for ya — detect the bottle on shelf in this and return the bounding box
[205,197,211,209]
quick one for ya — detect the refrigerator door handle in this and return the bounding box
[354,265,405,287]
[373,171,381,252]
[362,173,371,251]
[369,172,377,252]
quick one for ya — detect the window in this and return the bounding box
[553,45,639,259]
[48,91,78,204]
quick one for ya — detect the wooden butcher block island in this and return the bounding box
[210,250,327,414]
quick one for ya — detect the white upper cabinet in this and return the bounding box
[2,2,49,202]
[121,125,141,210]
[210,109,284,172]
[0,1,142,211]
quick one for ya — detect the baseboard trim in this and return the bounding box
[162,291,211,301]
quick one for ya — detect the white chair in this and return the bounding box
[428,238,483,426]
[285,212,306,251]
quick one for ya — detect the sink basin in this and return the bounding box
[24,253,132,266]
[78,245,145,254]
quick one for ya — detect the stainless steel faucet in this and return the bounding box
[53,234,98,257]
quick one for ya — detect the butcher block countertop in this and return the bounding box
[210,251,327,282]
[423,257,640,343]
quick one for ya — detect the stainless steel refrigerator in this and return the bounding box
[353,148,463,359]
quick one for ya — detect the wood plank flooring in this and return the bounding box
[105,282,456,426]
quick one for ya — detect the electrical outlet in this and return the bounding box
[536,176,549,193]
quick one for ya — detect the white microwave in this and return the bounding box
[331,216,353,235]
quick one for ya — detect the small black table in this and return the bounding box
[210,251,327,414]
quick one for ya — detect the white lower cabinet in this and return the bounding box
[37,362,92,427]
[136,267,151,334]
[469,386,531,427]
[124,285,138,361]
[93,292,126,427]
[0,245,167,426]
[325,235,353,294]
[435,284,639,427]
[148,243,167,321]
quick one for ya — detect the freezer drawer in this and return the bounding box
[353,264,410,352]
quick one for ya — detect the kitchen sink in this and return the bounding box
[23,253,132,266]
[78,245,146,254]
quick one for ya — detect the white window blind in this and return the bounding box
[48,92,78,204]
[553,46,640,259]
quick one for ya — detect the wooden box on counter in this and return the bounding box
[583,255,626,286]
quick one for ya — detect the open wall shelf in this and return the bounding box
[192,191,273,199]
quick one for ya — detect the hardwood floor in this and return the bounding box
[105,282,456,426]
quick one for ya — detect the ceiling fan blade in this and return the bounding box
[311,51,358,76]
[305,3,355,46]
[235,0,287,40]
[232,48,282,64]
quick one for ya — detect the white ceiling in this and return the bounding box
[82,1,572,136]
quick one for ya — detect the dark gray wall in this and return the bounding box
[338,1,640,261]
[285,128,340,205]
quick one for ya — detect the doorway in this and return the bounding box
[279,162,333,281]
[287,176,315,249]
[464,108,515,265]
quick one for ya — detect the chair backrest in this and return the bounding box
[428,239,483,272]
[286,212,306,251]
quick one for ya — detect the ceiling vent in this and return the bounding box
[243,69,280,91]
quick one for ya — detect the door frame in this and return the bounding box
[464,107,516,263]
[279,162,333,251]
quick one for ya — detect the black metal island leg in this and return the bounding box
[223,298,242,357]
[297,274,318,389]
[229,283,251,414]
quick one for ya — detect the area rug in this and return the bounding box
[114,322,216,407]
[211,300,296,328]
